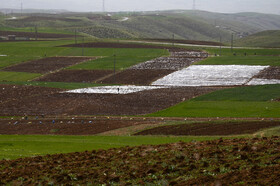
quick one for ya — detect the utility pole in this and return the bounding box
[172,34,175,46]
[113,54,116,83]
[82,36,85,56]
[21,2,23,16]
[102,0,105,13]
[35,25,38,41]
[231,33,234,53]
[75,29,77,44]
[219,34,222,56]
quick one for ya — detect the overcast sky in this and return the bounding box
[1,0,280,15]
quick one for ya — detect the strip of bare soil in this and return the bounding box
[99,69,175,85]
[0,85,220,116]
[0,137,279,185]
[0,119,160,135]
[0,30,75,38]
[3,57,95,74]
[144,38,223,46]
[255,66,280,79]
[36,70,113,83]
[135,121,280,136]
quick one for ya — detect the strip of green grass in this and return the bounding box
[204,48,280,56]
[148,101,280,118]
[196,55,280,66]
[0,81,104,89]
[0,135,220,160]
[193,85,280,101]
[0,71,41,81]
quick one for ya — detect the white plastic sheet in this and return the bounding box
[65,85,166,94]
[152,65,268,86]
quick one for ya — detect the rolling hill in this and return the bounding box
[1,10,280,42]
[235,30,280,48]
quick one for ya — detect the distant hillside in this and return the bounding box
[235,30,280,48]
[1,10,280,42]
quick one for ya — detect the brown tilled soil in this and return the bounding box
[0,137,279,185]
[99,69,175,85]
[36,70,113,83]
[144,38,223,46]
[0,30,75,38]
[136,121,280,136]
[0,84,220,116]
[3,57,95,74]
[255,66,280,79]
[0,119,160,135]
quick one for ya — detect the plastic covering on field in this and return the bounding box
[152,65,269,86]
[247,78,280,85]
[65,85,166,94]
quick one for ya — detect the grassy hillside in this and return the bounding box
[235,30,280,48]
[2,11,280,42]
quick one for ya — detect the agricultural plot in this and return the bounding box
[0,84,218,116]
[136,121,280,136]
[0,137,279,185]
[99,69,175,85]
[0,118,160,135]
[130,49,207,70]
[36,70,114,83]
[65,85,167,94]
[152,65,268,86]
[3,57,95,74]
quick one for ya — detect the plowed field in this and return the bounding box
[0,137,279,185]
[136,121,280,136]
[0,85,219,116]
[0,119,159,135]
[36,70,113,83]
[99,69,175,85]
[255,66,280,79]
[145,38,223,46]
[3,57,95,74]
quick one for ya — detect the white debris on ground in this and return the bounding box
[118,17,129,22]
[0,55,7,57]
[130,50,207,70]
[247,78,280,85]
[5,17,17,20]
[64,85,166,94]
[152,65,269,87]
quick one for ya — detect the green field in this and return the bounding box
[0,40,168,82]
[0,135,220,160]
[148,85,280,118]
[193,85,280,101]
[0,71,41,81]
[149,101,280,118]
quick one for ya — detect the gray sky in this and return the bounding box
[1,0,280,15]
